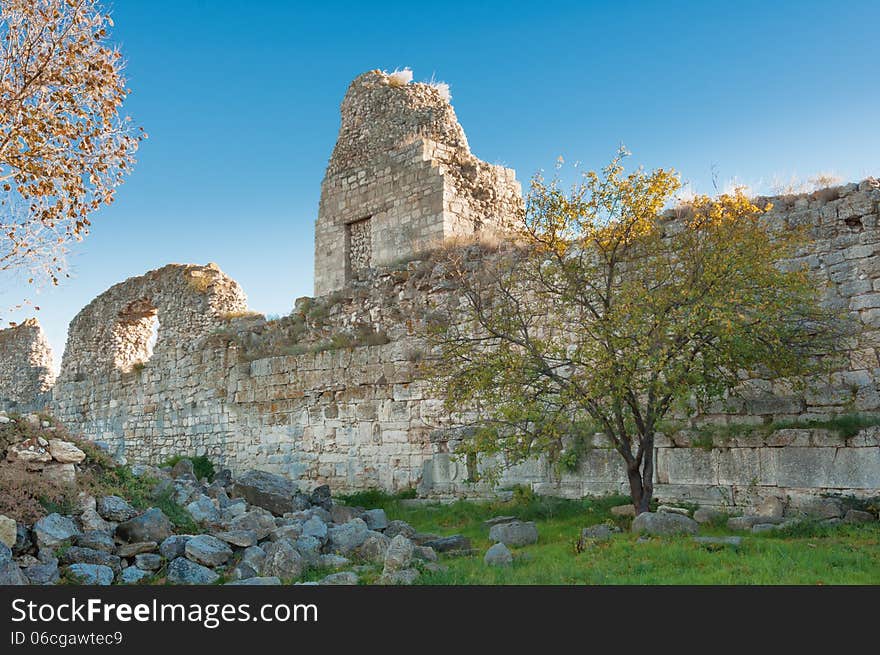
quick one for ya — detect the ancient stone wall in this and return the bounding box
[0,318,55,406]
[314,70,522,296]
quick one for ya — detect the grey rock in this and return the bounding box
[74,530,116,553]
[384,520,416,540]
[488,520,538,546]
[185,534,232,567]
[693,508,722,524]
[186,495,220,524]
[483,515,519,528]
[301,515,328,541]
[579,524,620,543]
[309,484,332,510]
[657,505,691,517]
[226,576,281,585]
[484,542,513,567]
[293,536,322,566]
[0,515,15,549]
[752,523,782,533]
[61,547,121,574]
[96,496,138,522]
[220,500,248,521]
[79,508,112,533]
[231,470,297,516]
[159,535,192,560]
[844,509,875,523]
[0,543,28,584]
[383,535,414,573]
[378,568,420,585]
[228,563,258,581]
[24,560,59,585]
[328,518,370,554]
[329,505,363,524]
[355,531,391,564]
[171,458,194,479]
[166,557,219,585]
[241,545,266,570]
[213,530,258,548]
[362,508,389,531]
[261,539,304,580]
[135,553,163,571]
[422,535,472,554]
[66,563,114,585]
[319,571,358,585]
[33,514,80,550]
[319,554,351,570]
[807,498,845,520]
[228,509,276,540]
[727,515,773,531]
[631,512,698,536]
[269,524,302,542]
[119,566,151,584]
[116,508,173,544]
[611,504,636,517]
[693,536,743,548]
[414,546,437,562]
[13,523,33,555]
[116,541,158,558]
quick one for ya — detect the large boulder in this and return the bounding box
[96,496,139,522]
[74,530,116,553]
[362,509,389,531]
[327,518,369,555]
[185,535,232,567]
[488,520,538,547]
[116,508,173,543]
[309,484,332,511]
[484,542,513,567]
[231,470,296,515]
[66,563,114,585]
[384,520,416,540]
[383,535,414,573]
[355,532,391,564]
[261,539,304,580]
[227,509,277,540]
[166,557,219,585]
[34,513,80,549]
[301,515,328,541]
[631,512,698,536]
[422,535,471,554]
[186,495,221,525]
[47,439,86,464]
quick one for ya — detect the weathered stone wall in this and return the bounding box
[0,318,55,406]
[314,70,522,296]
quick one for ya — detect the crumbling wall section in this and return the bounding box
[0,318,55,406]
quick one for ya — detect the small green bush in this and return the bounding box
[161,455,215,482]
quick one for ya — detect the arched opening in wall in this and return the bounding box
[112,298,159,372]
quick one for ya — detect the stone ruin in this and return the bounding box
[0,69,878,514]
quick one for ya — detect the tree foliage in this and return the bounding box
[424,148,841,513]
[0,0,143,302]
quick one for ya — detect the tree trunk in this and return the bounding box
[626,463,645,514]
[627,431,656,515]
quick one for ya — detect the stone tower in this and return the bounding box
[313,69,523,296]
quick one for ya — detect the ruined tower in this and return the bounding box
[313,69,523,296]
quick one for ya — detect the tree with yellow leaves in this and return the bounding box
[0,0,143,304]
[425,148,841,514]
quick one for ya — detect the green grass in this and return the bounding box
[358,493,880,585]
[160,455,216,482]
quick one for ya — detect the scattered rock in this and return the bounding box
[24,560,60,585]
[185,534,233,567]
[309,484,332,511]
[79,508,112,533]
[330,505,362,524]
[47,439,85,464]
[13,523,32,556]
[66,563,114,585]
[319,554,351,569]
[159,535,191,560]
[422,535,472,554]
[807,498,846,520]
[231,470,297,515]
[578,523,619,549]
[116,508,173,544]
[34,513,81,549]
[96,496,138,522]
[186,495,220,524]
[355,531,390,564]
[383,535,414,573]
[328,518,369,554]
[228,563,259,581]
[302,515,328,541]
[261,539,304,580]
[135,553,163,571]
[484,542,513,567]
[378,568,420,585]
[0,543,28,585]
[631,512,698,536]
[228,509,276,540]
[0,515,16,549]
[482,515,518,528]
[693,536,742,549]
[61,547,121,574]
[240,545,266,571]
[119,566,151,584]
[384,520,416,540]
[488,520,538,546]
[226,576,282,585]
[170,459,194,479]
[166,557,219,585]
[74,531,116,553]
[319,571,358,585]
[293,536,322,566]
[213,530,257,548]
[362,508,389,531]
[414,546,437,562]
[611,504,636,517]
[116,541,158,558]
[657,505,691,517]
[727,514,782,531]
[752,523,782,533]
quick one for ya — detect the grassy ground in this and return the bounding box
[339,490,880,585]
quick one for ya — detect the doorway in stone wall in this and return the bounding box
[345,216,372,282]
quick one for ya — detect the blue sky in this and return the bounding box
[3,0,879,363]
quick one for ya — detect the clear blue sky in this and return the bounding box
[3,0,879,364]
